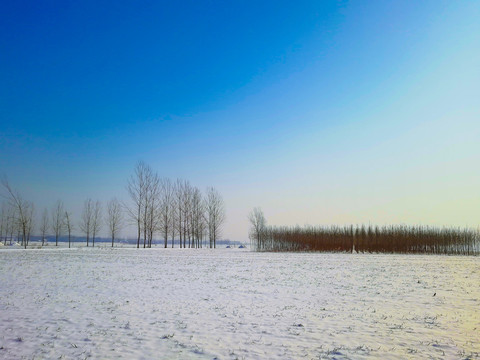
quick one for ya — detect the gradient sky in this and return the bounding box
[1,1,479,242]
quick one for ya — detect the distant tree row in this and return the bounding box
[0,162,226,249]
[0,179,35,249]
[1,179,126,249]
[125,161,226,248]
[248,208,479,255]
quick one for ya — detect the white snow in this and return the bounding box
[0,247,479,359]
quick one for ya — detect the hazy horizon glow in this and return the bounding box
[1,1,479,242]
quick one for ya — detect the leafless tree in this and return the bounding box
[3,204,15,245]
[144,171,160,248]
[51,200,65,246]
[248,207,267,251]
[126,161,161,248]
[91,200,102,247]
[79,199,94,246]
[174,179,185,248]
[185,187,193,248]
[254,223,479,255]
[127,161,148,248]
[176,180,194,248]
[25,203,35,247]
[107,197,123,247]
[7,205,15,245]
[0,202,7,245]
[64,210,74,248]
[39,208,49,246]
[190,187,205,248]
[169,198,178,248]
[1,179,35,249]
[159,178,175,248]
[205,187,225,248]
[125,165,227,250]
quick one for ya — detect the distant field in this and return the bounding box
[1,248,479,359]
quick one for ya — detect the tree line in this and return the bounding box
[0,162,226,249]
[248,208,479,255]
[125,161,225,248]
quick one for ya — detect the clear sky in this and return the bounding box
[1,1,479,242]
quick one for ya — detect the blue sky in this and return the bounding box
[1,1,479,242]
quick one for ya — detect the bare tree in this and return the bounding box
[91,200,102,247]
[8,205,15,245]
[0,202,7,245]
[174,179,185,248]
[176,180,194,248]
[205,187,226,248]
[159,178,174,248]
[126,161,162,248]
[25,203,35,247]
[172,180,206,249]
[248,207,267,251]
[144,171,160,248]
[250,223,479,255]
[39,208,49,246]
[191,187,205,248]
[107,197,123,247]
[125,165,227,250]
[51,200,65,246]
[167,188,178,248]
[127,161,148,248]
[183,183,194,248]
[64,210,74,248]
[1,179,35,249]
[79,199,93,246]
[4,204,15,245]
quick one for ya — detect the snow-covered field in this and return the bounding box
[0,247,478,359]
